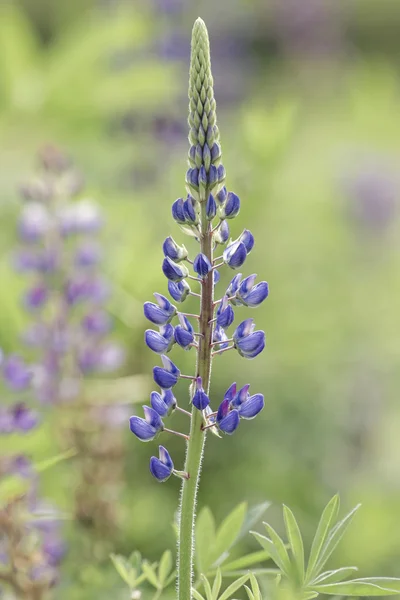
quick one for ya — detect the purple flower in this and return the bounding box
[218,191,240,219]
[214,220,230,245]
[183,196,199,224]
[233,319,265,359]
[174,314,194,349]
[237,275,269,307]
[226,273,242,298]
[149,446,174,482]
[206,194,217,220]
[172,198,186,224]
[223,241,247,269]
[238,393,265,419]
[144,293,176,325]
[24,284,48,310]
[11,403,38,432]
[74,242,102,267]
[212,325,229,349]
[163,236,188,262]
[150,389,176,416]
[153,355,180,388]
[129,406,164,442]
[145,324,175,354]
[216,296,235,328]
[168,280,191,303]
[216,186,227,205]
[162,257,189,282]
[81,311,112,335]
[216,399,240,434]
[192,377,210,410]
[238,229,255,253]
[2,355,31,390]
[193,253,212,278]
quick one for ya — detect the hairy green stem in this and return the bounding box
[178,205,214,599]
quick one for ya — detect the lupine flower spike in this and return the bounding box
[129,19,269,600]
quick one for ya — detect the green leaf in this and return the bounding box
[303,592,319,599]
[283,505,304,583]
[211,503,247,567]
[219,573,250,600]
[35,448,77,473]
[221,550,271,572]
[142,561,159,590]
[310,578,400,596]
[314,504,361,575]
[252,531,290,577]
[201,574,213,600]
[244,587,255,600]
[237,502,271,543]
[192,590,206,600]
[249,573,261,600]
[305,494,340,582]
[212,569,222,600]
[110,554,137,589]
[263,521,292,577]
[312,566,358,585]
[158,550,173,587]
[196,507,216,575]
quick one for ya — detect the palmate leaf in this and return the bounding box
[200,574,213,600]
[283,505,305,584]
[158,550,173,588]
[310,578,400,596]
[305,494,340,583]
[312,503,361,577]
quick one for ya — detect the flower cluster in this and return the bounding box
[14,146,127,542]
[0,353,65,598]
[15,145,124,404]
[129,19,269,483]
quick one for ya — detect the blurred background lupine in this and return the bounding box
[11,147,134,556]
[1,0,400,598]
[0,353,65,599]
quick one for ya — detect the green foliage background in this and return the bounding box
[1,1,400,598]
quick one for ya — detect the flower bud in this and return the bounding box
[150,389,176,417]
[168,280,191,303]
[206,194,217,220]
[162,257,189,282]
[214,220,229,245]
[233,319,265,359]
[163,236,188,262]
[172,198,187,224]
[129,406,164,442]
[153,355,180,388]
[216,186,227,205]
[216,296,235,328]
[218,191,240,220]
[150,446,174,482]
[145,324,175,354]
[223,241,247,269]
[144,293,176,325]
[193,253,212,278]
[174,314,194,349]
[192,377,210,410]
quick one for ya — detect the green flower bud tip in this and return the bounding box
[188,18,222,184]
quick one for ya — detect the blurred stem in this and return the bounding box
[177,198,214,600]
